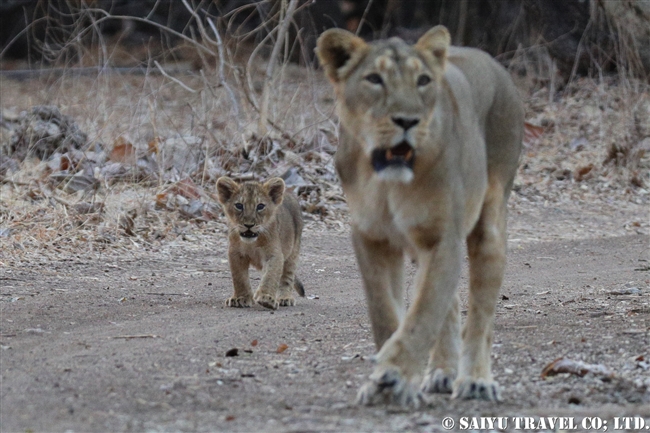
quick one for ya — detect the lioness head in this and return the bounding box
[316,26,451,183]
[216,177,285,243]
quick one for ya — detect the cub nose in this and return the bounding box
[391,116,420,131]
[244,223,254,229]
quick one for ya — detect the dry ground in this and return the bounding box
[0,224,648,432]
[1,57,649,432]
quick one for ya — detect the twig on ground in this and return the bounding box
[112,335,160,340]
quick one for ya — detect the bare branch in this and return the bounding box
[153,60,196,93]
[258,0,300,135]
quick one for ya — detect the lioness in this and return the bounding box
[216,176,305,310]
[316,26,523,407]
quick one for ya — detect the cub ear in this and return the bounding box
[264,178,285,205]
[415,25,451,69]
[216,177,239,205]
[316,28,368,83]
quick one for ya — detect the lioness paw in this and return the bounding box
[254,292,279,310]
[421,368,456,394]
[452,377,501,402]
[278,297,296,307]
[356,367,423,408]
[225,296,253,308]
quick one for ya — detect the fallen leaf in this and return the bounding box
[523,122,544,146]
[155,192,169,210]
[574,164,594,182]
[276,343,288,354]
[170,178,201,200]
[251,339,258,347]
[541,357,613,379]
[109,137,136,164]
[49,172,99,193]
[119,213,135,236]
[148,137,160,154]
[630,174,645,188]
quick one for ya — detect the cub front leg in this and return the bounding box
[358,235,462,408]
[277,246,301,307]
[254,252,284,310]
[225,250,253,307]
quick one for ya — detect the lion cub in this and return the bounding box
[216,176,305,310]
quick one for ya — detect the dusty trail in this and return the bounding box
[1,230,648,432]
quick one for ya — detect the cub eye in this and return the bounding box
[365,73,383,85]
[234,203,243,211]
[417,74,431,86]
[256,203,265,211]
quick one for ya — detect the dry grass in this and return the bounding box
[1,3,648,259]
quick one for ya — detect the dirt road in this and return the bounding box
[1,223,648,432]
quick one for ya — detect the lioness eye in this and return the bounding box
[256,203,265,211]
[365,73,383,85]
[417,75,431,86]
[234,203,243,211]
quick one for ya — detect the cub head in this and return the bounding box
[316,26,451,183]
[216,177,285,243]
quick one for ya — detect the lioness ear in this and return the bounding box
[415,25,451,69]
[316,29,369,83]
[264,178,285,205]
[216,177,239,205]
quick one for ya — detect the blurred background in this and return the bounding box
[2,0,649,81]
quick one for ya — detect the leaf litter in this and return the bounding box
[0,71,647,261]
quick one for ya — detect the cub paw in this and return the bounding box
[278,296,296,307]
[421,368,456,394]
[254,292,278,310]
[356,366,423,408]
[225,296,253,308]
[452,377,501,402]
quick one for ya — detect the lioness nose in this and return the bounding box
[391,117,420,131]
[244,223,254,229]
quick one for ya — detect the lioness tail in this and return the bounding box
[294,277,305,297]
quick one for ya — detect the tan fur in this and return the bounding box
[216,177,305,310]
[317,25,524,407]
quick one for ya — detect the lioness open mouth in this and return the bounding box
[371,141,415,172]
[240,230,258,239]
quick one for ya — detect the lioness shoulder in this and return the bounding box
[317,26,523,407]
[216,176,304,310]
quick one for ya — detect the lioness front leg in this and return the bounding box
[421,293,461,394]
[358,236,462,408]
[453,190,507,401]
[351,230,405,348]
[225,251,253,307]
[254,253,284,310]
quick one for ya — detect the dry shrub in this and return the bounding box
[1,1,648,255]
